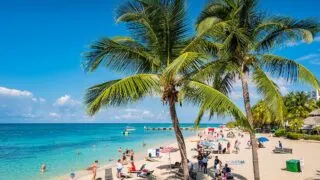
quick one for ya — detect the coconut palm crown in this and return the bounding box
[195,0,320,179]
[82,0,246,179]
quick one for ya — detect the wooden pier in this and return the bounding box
[144,126,194,131]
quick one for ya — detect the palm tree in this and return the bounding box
[82,0,246,179]
[252,100,273,128]
[284,91,318,120]
[195,0,320,179]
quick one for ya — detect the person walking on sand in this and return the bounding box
[227,141,231,154]
[87,160,99,180]
[202,155,209,174]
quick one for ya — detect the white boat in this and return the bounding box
[125,126,136,131]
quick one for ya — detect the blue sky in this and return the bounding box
[0,0,319,123]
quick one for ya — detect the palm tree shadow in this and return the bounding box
[232,173,248,180]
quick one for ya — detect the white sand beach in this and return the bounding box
[58,129,320,180]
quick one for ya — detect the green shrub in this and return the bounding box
[274,128,287,137]
[286,132,303,140]
[303,134,320,141]
[226,121,236,128]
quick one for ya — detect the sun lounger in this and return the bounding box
[105,168,113,180]
[129,164,146,174]
[272,147,292,154]
[137,170,154,178]
[145,157,160,162]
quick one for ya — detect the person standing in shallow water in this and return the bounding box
[41,164,46,174]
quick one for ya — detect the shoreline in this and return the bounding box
[54,133,193,180]
[56,129,320,180]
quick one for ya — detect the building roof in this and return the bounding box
[309,109,320,116]
[304,116,320,126]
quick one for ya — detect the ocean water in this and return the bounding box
[0,123,221,180]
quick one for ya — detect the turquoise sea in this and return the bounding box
[0,123,221,180]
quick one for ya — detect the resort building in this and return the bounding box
[310,89,320,101]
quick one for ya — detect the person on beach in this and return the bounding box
[234,140,240,153]
[41,164,46,174]
[122,153,127,165]
[279,141,283,149]
[214,156,220,169]
[69,172,76,180]
[227,141,231,154]
[128,161,136,172]
[218,142,222,154]
[116,159,123,178]
[258,141,264,148]
[215,160,222,179]
[202,155,209,174]
[86,160,99,180]
[118,147,122,153]
[222,163,232,179]
[130,150,134,161]
[197,153,203,171]
[187,159,193,172]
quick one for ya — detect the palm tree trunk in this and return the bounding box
[169,100,190,180]
[240,70,260,180]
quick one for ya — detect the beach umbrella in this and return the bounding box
[160,147,179,169]
[257,137,269,143]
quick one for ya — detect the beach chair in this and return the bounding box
[272,147,293,154]
[105,168,113,180]
[129,164,146,174]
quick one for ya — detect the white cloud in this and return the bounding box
[49,112,60,119]
[112,108,155,120]
[0,87,33,97]
[54,95,80,107]
[296,53,320,61]
[296,53,320,65]
[230,91,243,100]
[270,77,289,95]
[285,36,320,48]
[39,98,46,103]
[125,108,139,112]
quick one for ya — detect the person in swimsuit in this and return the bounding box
[87,160,99,180]
[41,164,46,174]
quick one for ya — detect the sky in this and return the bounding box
[0,0,319,123]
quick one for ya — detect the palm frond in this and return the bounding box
[260,54,320,88]
[252,66,284,123]
[182,80,247,128]
[85,74,160,115]
[82,37,160,73]
[255,17,320,51]
[196,0,232,25]
[164,52,207,76]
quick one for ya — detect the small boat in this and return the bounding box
[125,126,136,131]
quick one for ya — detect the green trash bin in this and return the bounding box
[286,159,301,172]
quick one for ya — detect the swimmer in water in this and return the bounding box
[41,164,46,174]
